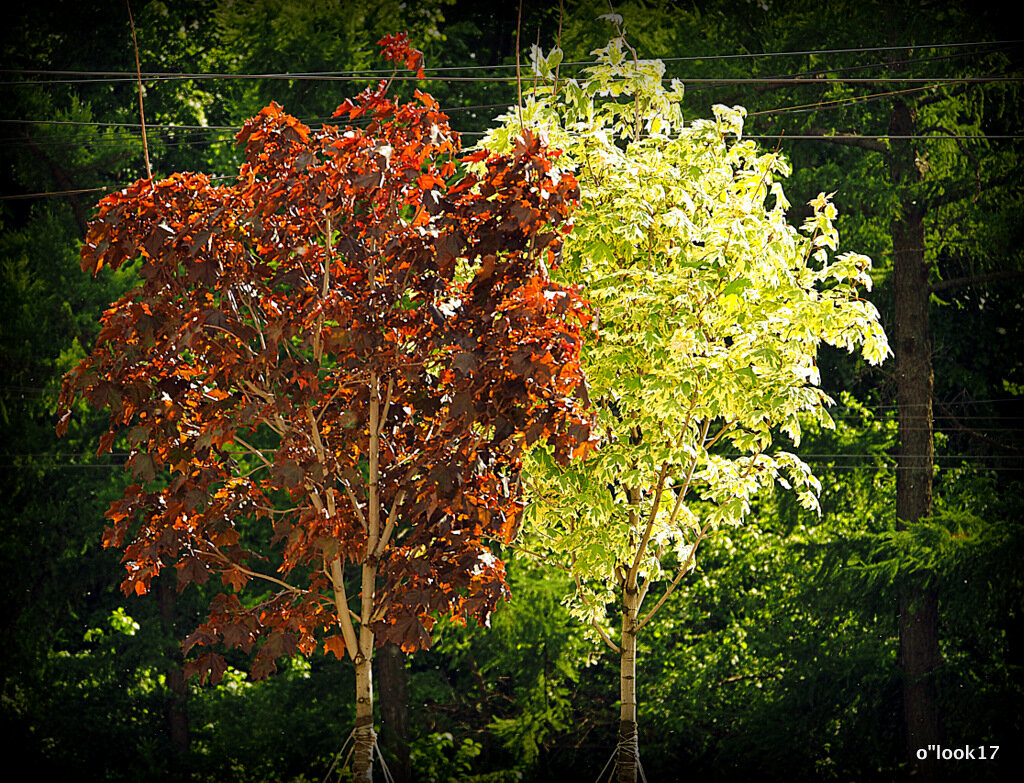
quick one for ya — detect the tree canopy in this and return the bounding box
[56,32,593,780]
[482,28,889,781]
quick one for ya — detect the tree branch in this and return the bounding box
[627,462,669,585]
[205,542,302,595]
[808,126,887,153]
[491,537,573,574]
[328,557,361,660]
[574,574,620,654]
[934,395,1022,453]
[232,435,274,469]
[635,518,713,632]
[924,170,1019,211]
[930,269,1024,293]
[343,481,368,531]
[373,488,407,559]
[126,0,151,179]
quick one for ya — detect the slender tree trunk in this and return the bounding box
[614,584,640,783]
[889,94,943,780]
[379,641,412,783]
[352,372,384,781]
[352,649,376,782]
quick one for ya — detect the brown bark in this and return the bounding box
[157,577,190,762]
[889,94,944,780]
[378,641,412,783]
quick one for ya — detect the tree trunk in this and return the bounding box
[158,576,190,764]
[889,94,943,780]
[352,649,376,782]
[378,641,412,783]
[614,585,640,783]
[351,372,382,781]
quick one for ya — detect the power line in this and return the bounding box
[652,40,1022,64]
[2,49,1019,161]
[3,121,1018,158]
[2,71,1021,86]
[0,118,239,131]
[5,463,1020,473]
[2,122,1018,195]
[748,82,940,118]
[686,48,1018,92]
[0,100,510,132]
[749,134,1023,140]
[458,131,1023,140]
[0,185,111,200]
[2,39,1018,82]
[4,451,1018,460]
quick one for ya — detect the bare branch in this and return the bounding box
[627,462,669,584]
[373,488,407,559]
[934,395,1022,453]
[379,376,394,438]
[19,131,89,234]
[126,0,151,179]
[328,557,360,660]
[204,542,302,595]
[233,435,274,469]
[243,296,267,352]
[343,482,368,531]
[229,564,301,595]
[924,171,1019,211]
[704,418,735,452]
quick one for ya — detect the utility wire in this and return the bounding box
[4,451,1020,460]
[2,120,1020,200]
[6,463,1021,472]
[0,99,511,131]
[6,139,1018,199]
[4,66,1018,151]
[748,82,943,117]
[5,125,1017,144]
[5,389,1024,407]
[1,39,1018,82]
[2,72,1021,85]
[3,44,1018,157]
[748,134,1023,140]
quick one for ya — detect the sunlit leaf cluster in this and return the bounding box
[483,35,890,630]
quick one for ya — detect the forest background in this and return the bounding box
[1,0,1022,781]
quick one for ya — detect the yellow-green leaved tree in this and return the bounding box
[481,23,889,783]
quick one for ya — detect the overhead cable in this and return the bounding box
[1,38,1019,81]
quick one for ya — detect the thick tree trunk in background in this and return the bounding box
[378,641,412,783]
[157,578,190,762]
[889,95,943,780]
[614,585,640,783]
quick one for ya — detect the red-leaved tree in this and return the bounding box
[57,33,593,780]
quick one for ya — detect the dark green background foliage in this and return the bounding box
[2,1,1021,780]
